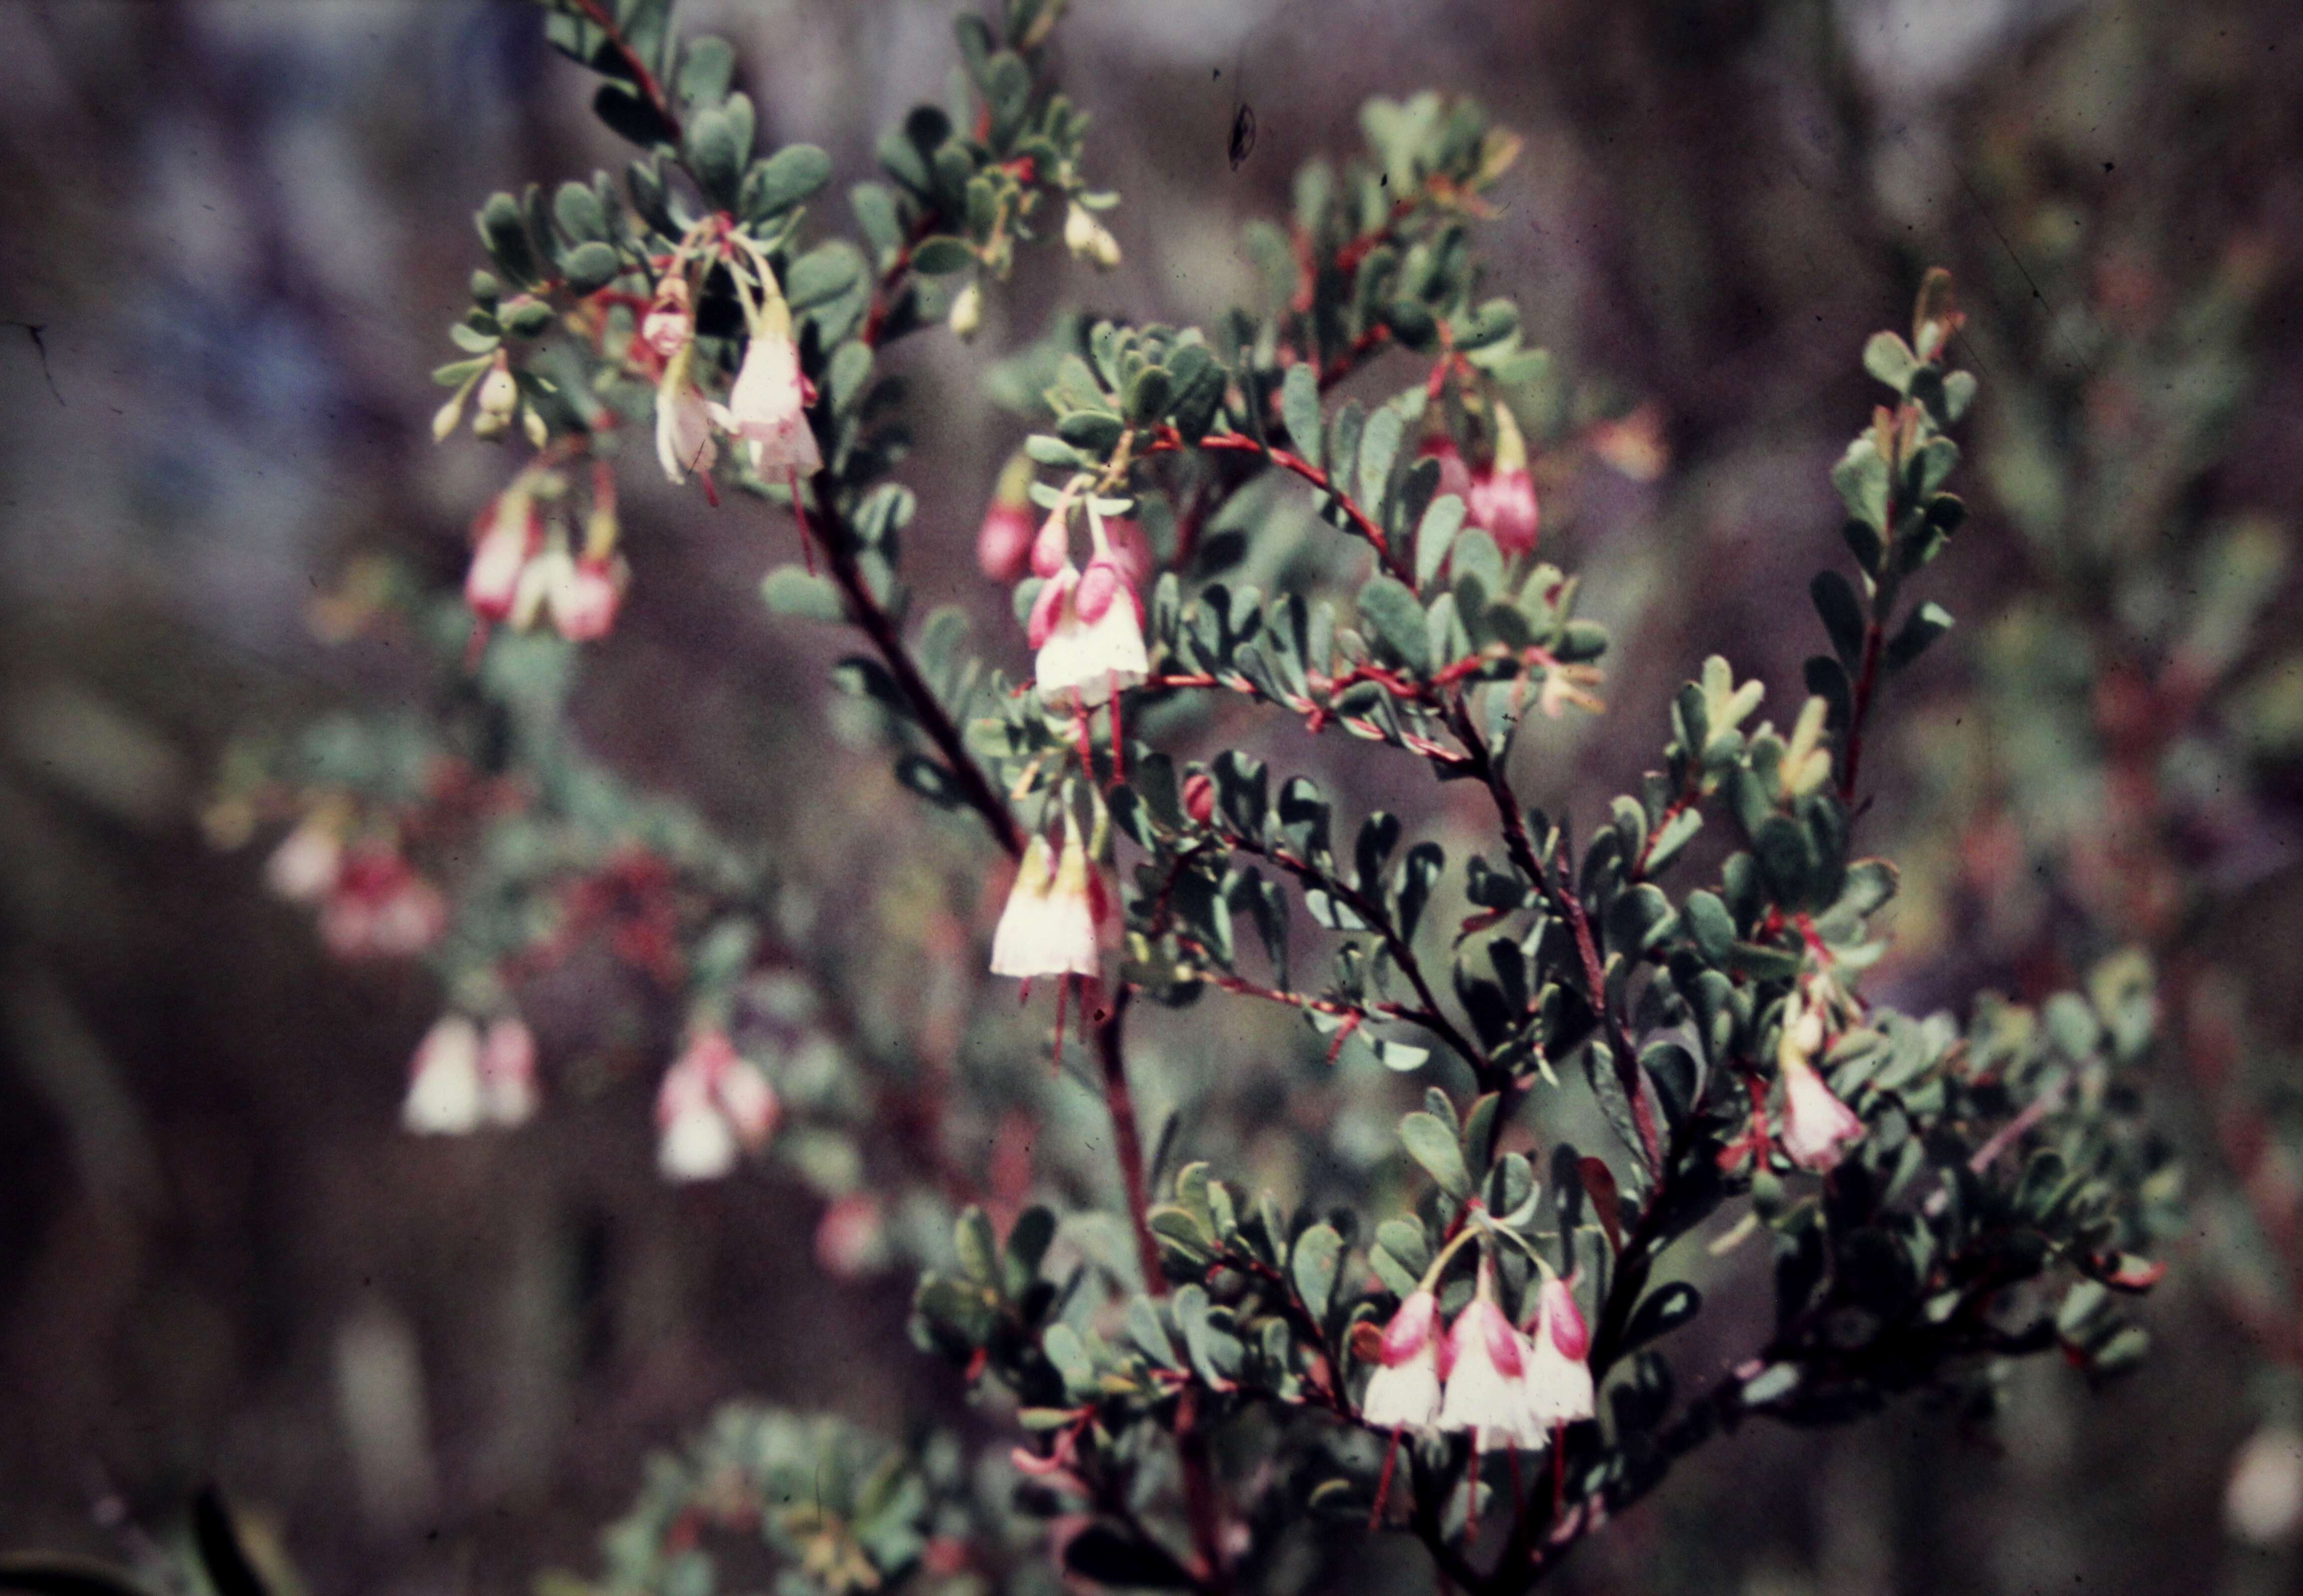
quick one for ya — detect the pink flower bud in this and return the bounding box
[977,502,1037,584]
[548,553,627,642]
[1182,771,1215,825]
[1030,510,1073,579]
[465,493,540,621]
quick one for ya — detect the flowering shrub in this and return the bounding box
[204,1,2178,1591]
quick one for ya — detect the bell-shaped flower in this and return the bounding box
[403,1015,485,1135]
[1439,1261,1546,1452]
[815,1193,890,1279]
[510,537,571,632]
[1780,1054,1864,1172]
[988,813,1110,981]
[265,813,343,903]
[1360,1289,1444,1433]
[655,1029,779,1183]
[1776,990,1863,1171]
[711,295,820,478]
[1063,200,1122,269]
[320,849,446,960]
[1521,1275,1596,1428]
[465,489,540,622]
[1030,558,1148,709]
[978,455,1039,584]
[478,1016,539,1128]
[549,553,628,642]
[1467,404,1539,555]
[654,340,718,485]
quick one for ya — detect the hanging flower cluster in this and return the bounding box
[1361,1253,1594,1453]
[268,812,447,961]
[647,230,820,494]
[402,1013,539,1135]
[462,466,629,645]
[989,800,1118,989]
[655,1028,780,1183]
[1021,502,1150,709]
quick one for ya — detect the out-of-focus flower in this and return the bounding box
[265,813,343,903]
[1360,1289,1443,1433]
[2227,1424,2303,1545]
[478,1016,539,1128]
[403,1016,484,1135]
[465,489,541,622]
[655,1030,779,1182]
[320,849,446,960]
[815,1193,890,1279]
[711,295,820,478]
[1586,400,1669,482]
[549,553,628,641]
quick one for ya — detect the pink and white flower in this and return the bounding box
[989,813,1111,981]
[711,296,820,478]
[655,1029,779,1182]
[465,489,541,622]
[264,813,343,903]
[1777,990,1864,1172]
[548,553,628,641]
[1438,1262,1546,1452]
[1028,556,1148,708]
[320,849,446,960]
[478,1015,539,1128]
[402,1015,484,1135]
[1780,1055,1864,1172]
[1521,1275,1595,1428]
[654,341,719,485]
[977,456,1039,584]
[1360,1289,1444,1433]
[1467,404,1538,555]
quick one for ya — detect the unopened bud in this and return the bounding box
[521,404,549,450]
[1182,770,1215,825]
[476,355,518,421]
[431,388,469,443]
[1064,201,1097,259]
[948,279,984,340]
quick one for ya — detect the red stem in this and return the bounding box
[1838,617,1885,804]
[569,0,681,141]
[1095,991,1234,1593]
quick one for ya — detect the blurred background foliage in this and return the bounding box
[1,1,2300,1593]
